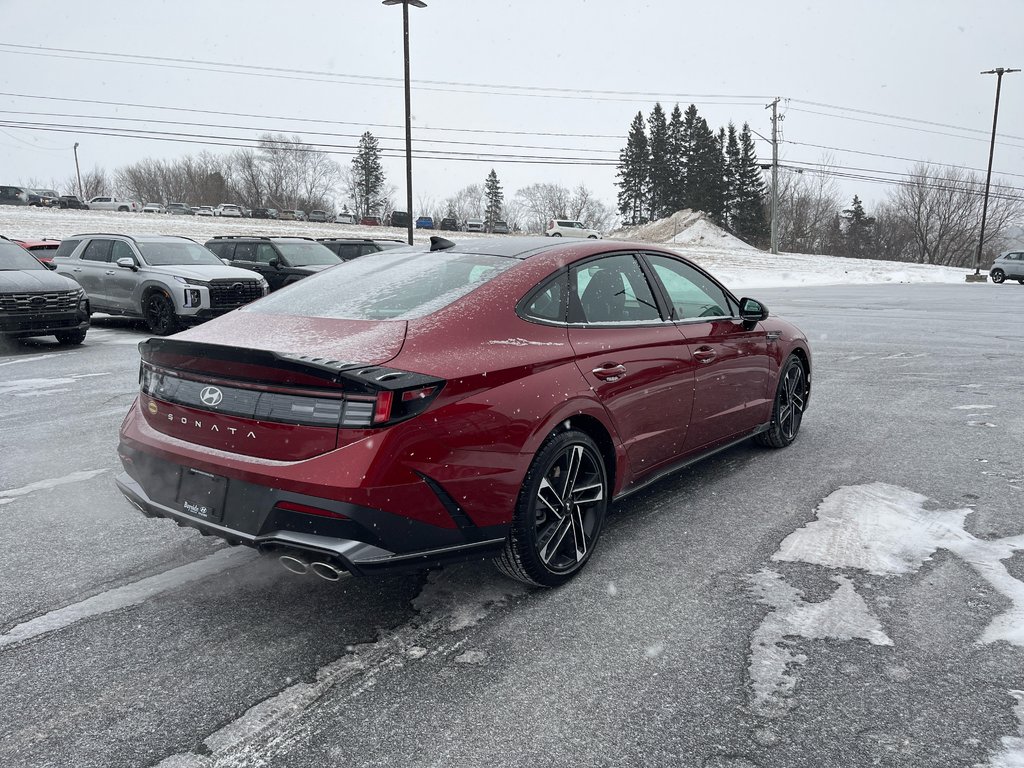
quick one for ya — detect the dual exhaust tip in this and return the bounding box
[278,553,350,582]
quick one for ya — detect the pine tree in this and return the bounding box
[484,169,504,230]
[732,124,769,247]
[723,123,741,231]
[665,104,686,214]
[686,114,726,222]
[647,103,670,220]
[350,132,385,219]
[616,111,650,225]
[841,195,875,258]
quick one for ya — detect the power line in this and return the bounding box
[0,109,622,156]
[0,91,626,140]
[0,44,768,106]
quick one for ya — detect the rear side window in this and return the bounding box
[54,239,81,259]
[244,249,514,320]
[81,240,113,263]
[206,242,232,258]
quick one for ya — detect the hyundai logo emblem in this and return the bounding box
[30,296,47,307]
[231,282,242,290]
[200,386,224,407]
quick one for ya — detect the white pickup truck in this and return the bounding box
[87,196,141,213]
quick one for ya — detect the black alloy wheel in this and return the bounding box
[144,292,180,336]
[756,355,807,449]
[991,269,1005,284]
[55,329,87,345]
[497,430,608,587]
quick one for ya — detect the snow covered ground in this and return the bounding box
[1,206,972,289]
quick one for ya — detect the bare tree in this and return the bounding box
[770,161,843,254]
[512,183,614,234]
[886,163,1023,267]
[442,184,484,224]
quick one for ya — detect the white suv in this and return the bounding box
[53,234,268,335]
[214,203,244,218]
[990,250,1024,284]
[545,219,601,239]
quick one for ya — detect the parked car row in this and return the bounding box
[1,231,412,343]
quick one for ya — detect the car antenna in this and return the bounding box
[429,236,456,252]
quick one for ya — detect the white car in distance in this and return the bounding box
[545,219,602,239]
[214,203,244,218]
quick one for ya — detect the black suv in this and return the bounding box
[316,238,406,261]
[205,236,341,291]
[59,195,88,210]
[1,236,90,345]
[388,210,411,228]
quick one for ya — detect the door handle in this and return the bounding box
[72,267,82,272]
[104,270,116,275]
[592,363,627,381]
[693,347,717,364]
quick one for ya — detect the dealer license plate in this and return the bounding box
[177,468,227,523]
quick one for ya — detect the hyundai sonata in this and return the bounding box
[116,237,811,587]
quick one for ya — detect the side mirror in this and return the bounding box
[739,297,769,323]
[116,256,138,271]
[42,260,57,270]
[221,258,231,266]
[269,258,281,269]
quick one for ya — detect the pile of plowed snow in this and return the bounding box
[609,209,756,251]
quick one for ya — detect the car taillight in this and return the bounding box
[369,383,441,427]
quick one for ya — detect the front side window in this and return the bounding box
[81,239,113,263]
[244,249,514,321]
[570,254,661,324]
[111,240,135,263]
[255,244,279,264]
[645,254,734,320]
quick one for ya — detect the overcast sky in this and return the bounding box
[2,0,1022,214]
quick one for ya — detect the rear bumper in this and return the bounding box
[115,444,506,578]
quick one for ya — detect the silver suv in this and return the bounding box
[53,234,268,335]
[990,250,1024,285]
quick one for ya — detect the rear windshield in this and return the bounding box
[0,241,46,271]
[274,242,341,267]
[137,242,223,266]
[244,249,514,320]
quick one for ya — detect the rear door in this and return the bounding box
[643,253,772,453]
[565,253,696,476]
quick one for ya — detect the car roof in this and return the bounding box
[68,233,195,243]
[207,236,316,242]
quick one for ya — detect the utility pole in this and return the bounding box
[765,97,781,255]
[383,0,427,246]
[969,67,1019,282]
[73,142,83,200]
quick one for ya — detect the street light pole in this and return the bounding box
[383,0,426,246]
[73,142,84,200]
[971,67,1019,281]
[765,97,781,255]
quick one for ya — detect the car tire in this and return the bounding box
[991,269,1005,284]
[552,233,562,237]
[144,292,180,336]
[756,354,807,449]
[588,235,598,239]
[55,329,87,345]
[118,206,129,212]
[1018,279,1024,285]
[496,429,608,587]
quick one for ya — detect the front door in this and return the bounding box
[643,253,772,453]
[566,253,696,477]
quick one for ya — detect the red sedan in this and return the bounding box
[116,237,811,587]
